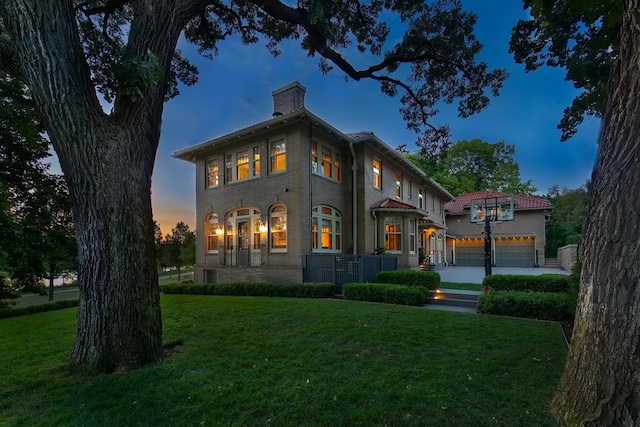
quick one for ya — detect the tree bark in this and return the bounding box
[551,1,640,425]
[0,0,187,372]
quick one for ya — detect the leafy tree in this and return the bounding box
[528,2,640,425]
[509,0,621,141]
[162,222,194,281]
[1,71,76,301]
[406,138,537,196]
[0,0,507,372]
[544,185,588,257]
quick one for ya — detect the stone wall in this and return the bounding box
[557,244,578,271]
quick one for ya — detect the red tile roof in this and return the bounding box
[445,190,552,215]
[371,198,422,210]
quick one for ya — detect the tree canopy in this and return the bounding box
[0,0,509,372]
[509,0,622,141]
[406,138,537,196]
[544,185,588,257]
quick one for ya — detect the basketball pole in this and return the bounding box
[484,214,492,276]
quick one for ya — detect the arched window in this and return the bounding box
[205,212,220,253]
[270,204,287,251]
[312,206,341,252]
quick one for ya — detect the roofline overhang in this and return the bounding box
[172,108,356,163]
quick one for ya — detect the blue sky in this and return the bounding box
[147,0,599,233]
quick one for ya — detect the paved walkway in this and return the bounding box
[437,266,570,284]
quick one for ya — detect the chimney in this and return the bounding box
[272,81,306,117]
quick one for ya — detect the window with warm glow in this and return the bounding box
[206,158,219,188]
[253,147,260,177]
[384,217,402,252]
[270,205,287,251]
[373,158,381,189]
[206,212,219,253]
[312,206,341,252]
[312,141,340,181]
[270,140,286,172]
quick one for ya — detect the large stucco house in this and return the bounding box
[173,82,453,284]
[444,190,552,267]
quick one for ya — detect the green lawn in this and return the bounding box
[0,295,566,426]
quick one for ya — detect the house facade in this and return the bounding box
[173,82,453,284]
[444,190,552,267]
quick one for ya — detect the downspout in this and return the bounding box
[371,210,378,251]
[349,142,358,255]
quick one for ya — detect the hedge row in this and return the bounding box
[482,274,571,293]
[376,270,440,290]
[343,282,427,306]
[0,299,79,319]
[477,291,572,321]
[160,282,335,298]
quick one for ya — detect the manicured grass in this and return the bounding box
[0,295,566,426]
[440,281,483,292]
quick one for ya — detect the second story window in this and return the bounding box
[312,141,340,181]
[225,145,261,183]
[270,139,286,173]
[373,158,381,189]
[206,158,219,188]
[419,189,424,209]
[395,174,402,199]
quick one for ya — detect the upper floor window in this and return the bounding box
[384,217,402,253]
[312,206,341,252]
[395,174,402,199]
[311,141,340,181]
[206,158,219,188]
[270,139,286,173]
[372,158,381,189]
[270,205,287,251]
[205,212,220,253]
[418,189,424,210]
[225,145,261,183]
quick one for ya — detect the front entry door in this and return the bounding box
[237,220,249,265]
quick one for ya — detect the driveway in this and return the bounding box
[438,266,571,284]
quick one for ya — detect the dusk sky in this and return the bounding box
[64,1,603,234]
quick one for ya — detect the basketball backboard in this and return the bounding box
[470,195,514,223]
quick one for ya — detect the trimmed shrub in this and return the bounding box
[477,291,572,321]
[343,282,427,306]
[482,274,571,293]
[0,299,79,319]
[376,270,440,290]
[160,282,335,298]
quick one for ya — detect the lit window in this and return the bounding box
[312,141,340,181]
[225,154,233,183]
[395,174,402,199]
[312,206,341,252]
[270,140,286,172]
[270,205,287,251]
[206,158,219,188]
[373,158,381,189]
[205,212,219,253]
[236,149,249,180]
[384,217,402,252]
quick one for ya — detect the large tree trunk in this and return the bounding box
[551,2,640,425]
[0,0,187,372]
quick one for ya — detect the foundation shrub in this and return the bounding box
[376,270,440,290]
[160,282,335,298]
[0,299,79,319]
[342,282,427,306]
[482,274,571,293]
[477,291,572,321]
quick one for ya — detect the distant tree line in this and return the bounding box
[154,221,196,281]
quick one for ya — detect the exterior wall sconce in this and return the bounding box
[259,222,268,234]
[215,227,224,236]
